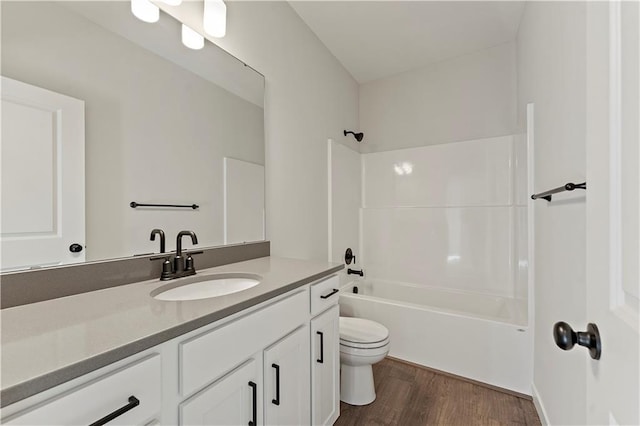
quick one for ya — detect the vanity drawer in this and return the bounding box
[310,275,340,316]
[4,354,161,426]
[180,289,309,397]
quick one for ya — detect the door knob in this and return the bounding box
[553,321,601,360]
[69,243,84,253]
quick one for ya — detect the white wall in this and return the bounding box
[517,2,588,424]
[361,136,527,298]
[207,2,360,260]
[359,42,517,153]
[328,140,361,286]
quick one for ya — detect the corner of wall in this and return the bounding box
[531,382,550,426]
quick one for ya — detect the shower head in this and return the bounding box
[344,130,364,142]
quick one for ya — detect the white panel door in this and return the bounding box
[264,325,311,426]
[585,1,639,424]
[1,77,85,270]
[180,357,262,426]
[311,305,340,426]
[223,157,265,244]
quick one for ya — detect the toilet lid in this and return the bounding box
[339,317,389,344]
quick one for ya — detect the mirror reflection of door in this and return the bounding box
[223,157,265,245]
[1,76,85,271]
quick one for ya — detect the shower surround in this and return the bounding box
[360,135,528,301]
[331,134,532,393]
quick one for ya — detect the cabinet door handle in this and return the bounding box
[320,289,339,299]
[271,363,280,406]
[317,331,324,364]
[88,396,139,426]
[248,381,257,426]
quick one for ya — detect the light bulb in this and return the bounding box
[182,24,204,50]
[203,0,226,38]
[131,0,159,23]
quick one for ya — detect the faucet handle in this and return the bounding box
[184,251,203,273]
[150,254,171,261]
[160,258,174,280]
[150,255,175,280]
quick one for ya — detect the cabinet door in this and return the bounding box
[311,305,340,426]
[180,357,262,426]
[264,325,311,426]
[4,355,161,426]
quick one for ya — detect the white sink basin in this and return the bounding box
[151,273,262,301]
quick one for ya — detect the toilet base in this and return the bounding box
[340,364,376,406]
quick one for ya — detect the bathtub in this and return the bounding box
[339,279,532,395]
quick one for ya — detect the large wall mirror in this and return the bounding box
[1,1,265,271]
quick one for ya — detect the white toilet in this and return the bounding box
[339,316,390,406]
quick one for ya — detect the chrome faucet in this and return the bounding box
[150,230,201,281]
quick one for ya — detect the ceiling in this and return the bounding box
[289,1,525,83]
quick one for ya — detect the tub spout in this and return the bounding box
[348,268,364,277]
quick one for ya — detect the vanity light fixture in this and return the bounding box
[160,0,183,5]
[203,0,227,38]
[131,0,159,23]
[182,24,205,50]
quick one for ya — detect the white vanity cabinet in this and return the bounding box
[310,276,341,426]
[180,357,262,426]
[178,289,310,426]
[180,324,312,426]
[4,355,162,426]
[264,325,311,425]
[178,290,309,398]
[2,274,342,426]
[311,305,340,426]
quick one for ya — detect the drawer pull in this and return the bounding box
[317,331,324,364]
[88,396,139,426]
[320,289,339,299]
[248,381,257,426]
[271,363,280,406]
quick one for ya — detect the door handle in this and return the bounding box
[271,363,280,406]
[248,381,257,426]
[320,289,339,299]
[69,243,83,253]
[553,321,602,360]
[88,396,139,426]
[317,331,324,364]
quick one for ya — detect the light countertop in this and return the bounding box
[0,256,342,407]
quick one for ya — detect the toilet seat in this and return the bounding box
[340,336,390,350]
[339,317,389,348]
[340,339,389,356]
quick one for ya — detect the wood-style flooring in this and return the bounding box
[335,358,541,426]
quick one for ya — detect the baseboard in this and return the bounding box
[386,356,532,400]
[531,382,550,426]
